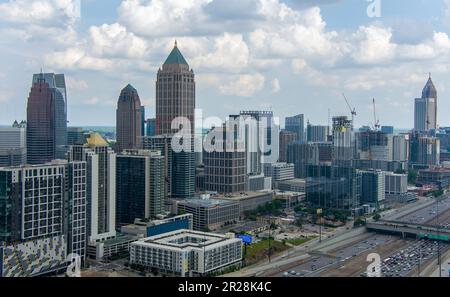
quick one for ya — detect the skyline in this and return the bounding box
[1,0,450,129]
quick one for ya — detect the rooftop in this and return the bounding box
[133,229,240,250]
[85,132,108,147]
[422,75,437,99]
[164,41,188,66]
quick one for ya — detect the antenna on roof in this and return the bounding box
[174,40,178,48]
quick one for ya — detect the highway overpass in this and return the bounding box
[367,220,450,242]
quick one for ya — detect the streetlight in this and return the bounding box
[317,208,323,243]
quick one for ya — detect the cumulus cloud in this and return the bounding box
[191,33,249,73]
[88,23,149,59]
[219,73,265,97]
[0,0,80,26]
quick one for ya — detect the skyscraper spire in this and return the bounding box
[174,40,177,48]
[422,74,437,99]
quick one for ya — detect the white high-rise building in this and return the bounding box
[0,124,26,166]
[68,133,116,243]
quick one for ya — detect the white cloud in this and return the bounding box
[191,33,249,73]
[89,23,149,59]
[219,73,265,97]
[0,0,80,26]
[118,0,212,37]
[66,76,88,91]
[351,25,397,65]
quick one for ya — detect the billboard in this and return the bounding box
[237,234,253,245]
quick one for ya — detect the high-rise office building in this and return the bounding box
[67,133,116,243]
[355,130,392,161]
[286,114,305,143]
[307,123,329,142]
[332,116,354,167]
[27,73,68,164]
[67,127,86,146]
[116,84,143,152]
[146,118,156,137]
[414,75,437,133]
[0,124,26,166]
[287,141,333,178]
[392,134,409,161]
[359,169,385,209]
[232,111,279,175]
[156,42,196,198]
[410,132,440,168]
[116,150,165,226]
[142,135,172,198]
[203,125,247,193]
[279,130,297,162]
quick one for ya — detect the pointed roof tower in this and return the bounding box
[164,40,189,66]
[422,73,437,99]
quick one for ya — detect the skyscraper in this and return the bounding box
[156,41,195,135]
[307,123,329,142]
[232,111,280,175]
[156,42,196,198]
[203,124,247,193]
[0,124,26,166]
[116,150,165,226]
[414,75,437,133]
[146,118,156,137]
[116,84,143,152]
[286,114,305,143]
[27,73,68,164]
[67,133,116,243]
[279,130,297,162]
[410,132,440,168]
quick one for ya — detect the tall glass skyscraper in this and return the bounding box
[27,73,68,164]
[286,114,305,143]
[156,42,195,198]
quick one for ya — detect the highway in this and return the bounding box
[225,196,450,277]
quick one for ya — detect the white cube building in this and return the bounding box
[130,230,243,276]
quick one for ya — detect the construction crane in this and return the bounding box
[372,98,380,131]
[342,93,356,130]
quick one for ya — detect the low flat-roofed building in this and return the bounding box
[210,191,274,215]
[130,229,243,277]
[417,167,450,189]
[274,191,306,210]
[274,178,306,192]
[121,214,193,237]
[176,198,240,231]
[87,233,138,260]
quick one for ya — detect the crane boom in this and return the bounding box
[373,98,380,130]
[342,93,356,130]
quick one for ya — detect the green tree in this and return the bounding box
[373,214,381,221]
[408,170,418,185]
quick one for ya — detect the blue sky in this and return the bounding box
[0,0,450,129]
